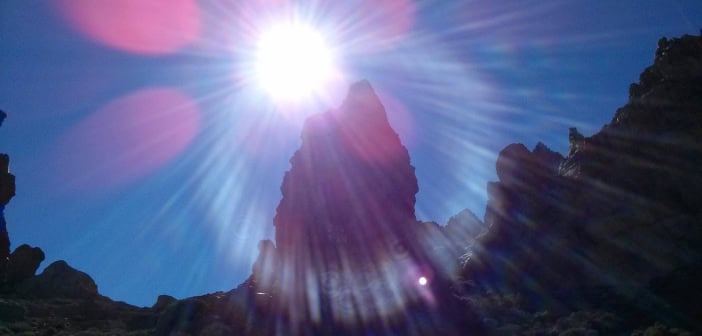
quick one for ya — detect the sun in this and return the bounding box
[254,23,335,101]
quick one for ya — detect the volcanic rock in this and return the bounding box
[17,260,98,299]
[0,154,14,206]
[271,80,421,312]
[274,80,418,269]
[250,239,279,293]
[152,294,177,312]
[2,32,702,335]
[263,80,485,333]
[462,32,702,332]
[5,244,44,285]
[446,209,485,243]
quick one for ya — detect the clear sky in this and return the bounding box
[1,1,701,307]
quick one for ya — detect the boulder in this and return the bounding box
[17,260,98,299]
[6,244,44,285]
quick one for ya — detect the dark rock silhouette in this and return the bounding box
[462,32,702,334]
[260,79,480,333]
[17,260,98,299]
[274,80,418,269]
[1,32,701,334]
[152,294,178,312]
[0,115,17,282]
[0,155,15,273]
[6,244,44,286]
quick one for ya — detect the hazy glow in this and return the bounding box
[55,0,201,55]
[254,23,335,100]
[418,276,427,286]
[53,88,200,192]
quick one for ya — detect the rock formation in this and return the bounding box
[1,32,701,335]
[258,80,478,333]
[462,32,702,333]
[0,112,17,281]
[273,80,418,270]
[6,244,44,286]
[0,154,16,276]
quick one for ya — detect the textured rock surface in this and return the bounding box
[17,260,98,299]
[262,80,478,333]
[0,112,16,275]
[2,32,701,335]
[274,80,418,270]
[5,244,44,286]
[462,32,702,333]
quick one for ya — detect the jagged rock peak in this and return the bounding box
[348,79,374,95]
[342,79,377,106]
[619,32,702,134]
[274,79,418,268]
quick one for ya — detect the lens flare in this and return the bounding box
[254,23,336,100]
[418,276,427,286]
[54,0,201,55]
[52,88,200,192]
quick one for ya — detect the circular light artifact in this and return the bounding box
[254,23,335,101]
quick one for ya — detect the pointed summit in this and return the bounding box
[270,82,420,322]
[348,79,373,94]
[275,80,418,262]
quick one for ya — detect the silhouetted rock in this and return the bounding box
[462,32,702,334]
[271,80,427,326]
[446,209,485,243]
[0,299,25,323]
[18,260,98,299]
[274,80,418,268]
[3,32,702,335]
[152,294,177,312]
[250,239,279,294]
[0,155,15,207]
[0,114,16,278]
[155,298,210,335]
[6,244,44,285]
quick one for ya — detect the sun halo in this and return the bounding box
[254,23,336,101]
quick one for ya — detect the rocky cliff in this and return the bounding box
[254,80,478,333]
[1,32,701,335]
[273,79,419,278]
[461,33,702,334]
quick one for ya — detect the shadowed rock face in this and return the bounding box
[0,112,16,267]
[462,33,702,332]
[2,33,702,335]
[274,80,418,272]
[6,244,44,285]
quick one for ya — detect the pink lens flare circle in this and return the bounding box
[53,88,201,192]
[55,0,201,55]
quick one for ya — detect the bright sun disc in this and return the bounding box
[255,23,334,100]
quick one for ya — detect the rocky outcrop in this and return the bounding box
[17,260,98,299]
[2,32,702,335]
[0,112,16,274]
[6,244,44,285]
[462,32,702,333]
[268,80,449,330]
[273,80,418,271]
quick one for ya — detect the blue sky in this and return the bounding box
[1,1,701,306]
